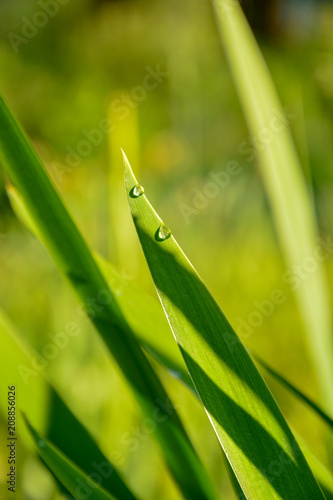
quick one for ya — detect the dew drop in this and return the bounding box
[38,439,46,448]
[156,223,172,241]
[131,184,144,198]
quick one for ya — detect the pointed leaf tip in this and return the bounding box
[125,172,326,499]
[122,152,140,195]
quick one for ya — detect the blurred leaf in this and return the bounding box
[0,307,138,500]
[123,151,325,500]
[95,253,193,389]
[46,387,139,500]
[97,257,333,498]
[298,434,333,500]
[7,183,41,237]
[23,415,117,500]
[8,181,333,498]
[107,95,141,271]
[0,309,48,439]
[0,93,217,500]
[255,355,333,429]
[211,0,333,414]
[7,183,192,390]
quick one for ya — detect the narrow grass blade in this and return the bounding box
[223,456,246,500]
[0,307,138,500]
[6,183,42,237]
[210,0,333,414]
[255,355,333,429]
[0,93,217,500]
[124,151,325,500]
[8,182,333,428]
[46,387,139,500]
[95,253,193,389]
[0,309,48,434]
[23,415,117,500]
[299,434,333,500]
[9,182,333,496]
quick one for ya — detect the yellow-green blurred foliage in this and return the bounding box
[0,0,333,498]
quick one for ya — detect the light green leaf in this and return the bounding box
[0,309,48,437]
[0,93,217,500]
[7,183,192,390]
[23,415,117,500]
[298,435,333,500]
[255,355,333,429]
[8,180,333,498]
[46,386,139,500]
[210,0,333,414]
[123,151,325,500]
[0,307,138,500]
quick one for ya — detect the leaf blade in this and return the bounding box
[0,306,138,500]
[9,182,333,430]
[123,151,325,500]
[23,415,117,500]
[0,93,217,500]
[255,355,333,429]
[8,179,332,497]
[210,0,333,414]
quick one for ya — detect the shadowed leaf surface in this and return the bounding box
[123,151,325,500]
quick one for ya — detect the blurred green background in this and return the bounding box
[0,0,333,498]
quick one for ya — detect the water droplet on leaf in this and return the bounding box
[156,223,172,241]
[131,184,144,198]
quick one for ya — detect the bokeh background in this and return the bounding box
[0,0,333,498]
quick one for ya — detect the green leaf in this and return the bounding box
[0,307,138,500]
[7,183,193,391]
[9,181,194,393]
[298,434,333,500]
[0,93,217,500]
[23,415,117,500]
[0,309,48,435]
[96,253,193,389]
[254,355,333,429]
[46,387,139,500]
[8,181,333,499]
[123,151,325,500]
[210,0,333,414]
